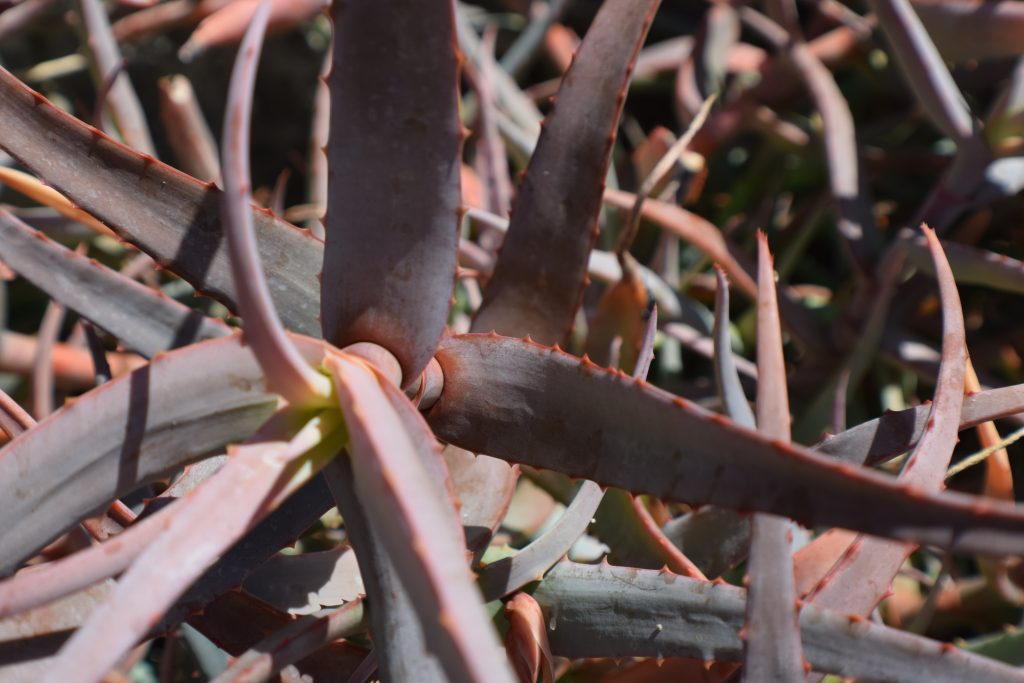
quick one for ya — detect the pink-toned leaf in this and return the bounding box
[323,457,448,683]
[803,226,966,620]
[178,0,326,61]
[866,0,976,144]
[0,334,327,573]
[504,592,555,683]
[42,410,344,681]
[816,383,1024,466]
[0,208,229,356]
[219,0,328,406]
[472,0,662,344]
[322,0,461,385]
[158,74,221,183]
[0,66,324,338]
[326,353,515,683]
[913,0,1024,64]
[426,334,1024,557]
[743,234,803,682]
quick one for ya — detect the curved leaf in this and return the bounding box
[473,0,662,344]
[426,334,1024,557]
[815,383,1024,466]
[322,0,461,384]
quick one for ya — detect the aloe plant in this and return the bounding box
[2,0,1024,681]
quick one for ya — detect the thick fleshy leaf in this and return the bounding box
[803,227,966,619]
[323,457,447,683]
[426,334,1024,557]
[327,353,515,683]
[788,39,876,268]
[816,383,1024,466]
[531,562,1024,682]
[0,66,323,337]
[473,0,662,344]
[185,588,367,680]
[243,548,362,615]
[322,0,461,384]
[0,334,326,574]
[478,480,604,601]
[743,234,803,682]
[0,581,114,681]
[42,410,344,682]
[0,208,229,356]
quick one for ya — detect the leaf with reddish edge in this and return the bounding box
[815,383,1024,467]
[590,303,707,580]
[445,444,518,559]
[323,457,448,683]
[905,235,1024,297]
[530,562,1024,683]
[0,460,333,626]
[505,592,555,683]
[743,233,803,682]
[220,0,329,407]
[325,352,515,683]
[42,409,345,683]
[0,208,229,357]
[0,581,115,681]
[426,334,1024,557]
[322,0,461,385]
[472,0,662,344]
[0,334,321,574]
[0,66,324,338]
[802,226,966,623]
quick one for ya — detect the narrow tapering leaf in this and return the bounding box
[743,234,803,683]
[427,334,1024,557]
[804,226,967,618]
[866,0,976,143]
[327,353,515,683]
[0,208,229,356]
[473,0,662,344]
